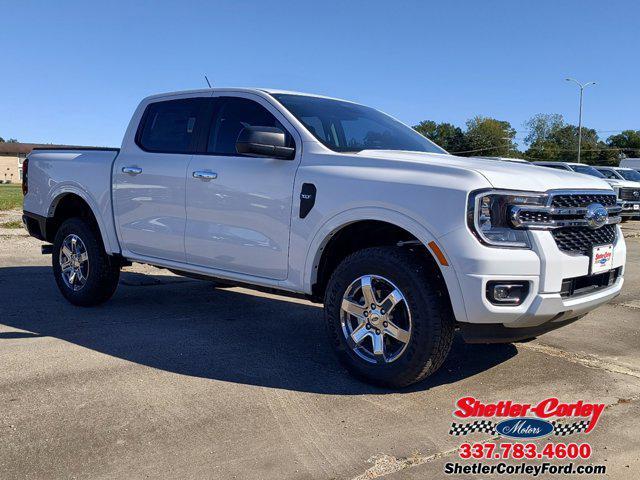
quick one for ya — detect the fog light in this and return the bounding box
[486,281,529,306]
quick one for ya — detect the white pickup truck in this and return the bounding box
[22,88,627,387]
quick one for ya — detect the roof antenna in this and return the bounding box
[204,75,212,88]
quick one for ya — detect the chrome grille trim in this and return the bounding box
[510,190,620,230]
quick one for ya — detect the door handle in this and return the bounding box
[192,170,218,180]
[122,166,142,175]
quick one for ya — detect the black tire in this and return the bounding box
[52,217,120,306]
[324,247,454,388]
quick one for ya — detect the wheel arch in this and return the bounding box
[46,188,118,254]
[304,208,468,323]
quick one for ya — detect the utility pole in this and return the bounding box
[565,78,596,163]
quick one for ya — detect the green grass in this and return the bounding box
[0,184,23,211]
[0,220,22,229]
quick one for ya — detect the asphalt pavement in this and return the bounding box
[0,215,638,479]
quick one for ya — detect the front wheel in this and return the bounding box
[52,218,120,306]
[324,247,454,388]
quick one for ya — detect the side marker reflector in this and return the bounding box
[428,241,449,266]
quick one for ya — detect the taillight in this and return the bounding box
[22,157,29,196]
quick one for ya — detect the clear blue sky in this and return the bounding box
[2,0,638,148]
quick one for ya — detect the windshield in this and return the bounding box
[571,165,606,178]
[272,94,446,154]
[617,169,640,182]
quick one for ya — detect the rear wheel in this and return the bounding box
[52,218,120,306]
[324,247,454,388]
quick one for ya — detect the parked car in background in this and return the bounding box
[533,161,605,177]
[534,161,639,221]
[620,158,640,172]
[594,167,640,219]
[21,88,627,387]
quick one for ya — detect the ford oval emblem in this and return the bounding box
[584,203,608,230]
[495,418,554,439]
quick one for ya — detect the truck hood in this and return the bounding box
[357,150,613,192]
[604,178,640,189]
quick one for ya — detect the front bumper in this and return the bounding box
[438,224,626,337]
[619,201,640,217]
[460,316,583,343]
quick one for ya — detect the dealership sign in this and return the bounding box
[449,397,606,436]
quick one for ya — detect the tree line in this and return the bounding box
[413,114,640,165]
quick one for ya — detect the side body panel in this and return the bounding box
[184,92,303,280]
[283,142,493,322]
[112,89,522,316]
[113,91,213,262]
[112,149,193,262]
[23,149,121,254]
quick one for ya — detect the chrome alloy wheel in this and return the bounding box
[340,275,412,364]
[59,234,89,291]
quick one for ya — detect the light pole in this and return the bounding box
[565,78,596,163]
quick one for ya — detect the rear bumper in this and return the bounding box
[22,211,48,241]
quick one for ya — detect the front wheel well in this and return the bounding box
[311,220,448,302]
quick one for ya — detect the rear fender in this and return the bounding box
[48,184,120,255]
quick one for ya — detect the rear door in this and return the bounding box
[184,94,301,280]
[113,94,210,262]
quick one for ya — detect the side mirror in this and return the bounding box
[236,126,295,160]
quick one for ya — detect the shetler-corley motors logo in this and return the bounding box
[449,397,605,439]
[594,250,612,268]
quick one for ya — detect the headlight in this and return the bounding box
[467,190,547,248]
[613,186,621,198]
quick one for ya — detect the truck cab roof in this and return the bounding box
[142,87,352,104]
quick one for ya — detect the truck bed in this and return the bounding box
[23,147,121,254]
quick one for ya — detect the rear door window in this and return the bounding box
[137,98,208,153]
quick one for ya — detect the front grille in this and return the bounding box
[619,188,640,201]
[551,193,617,208]
[552,224,617,256]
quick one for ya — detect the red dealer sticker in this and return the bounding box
[591,244,613,275]
[452,397,605,434]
